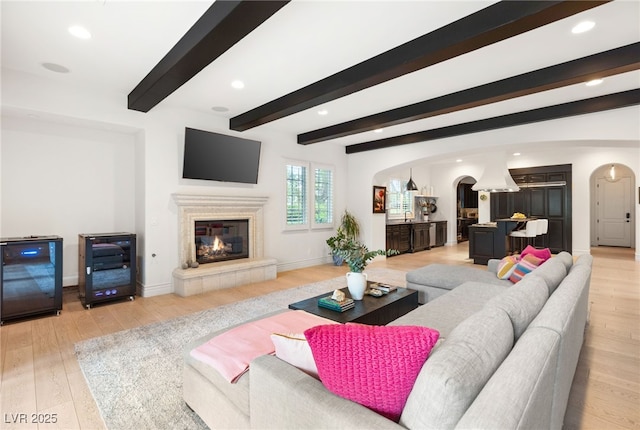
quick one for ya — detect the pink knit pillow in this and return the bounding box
[520,245,552,262]
[304,323,439,422]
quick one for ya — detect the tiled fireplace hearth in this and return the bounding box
[171,194,277,297]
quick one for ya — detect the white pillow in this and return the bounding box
[270,333,318,379]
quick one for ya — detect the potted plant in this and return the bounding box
[326,210,361,266]
[335,238,399,300]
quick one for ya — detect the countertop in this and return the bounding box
[386,219,445,225]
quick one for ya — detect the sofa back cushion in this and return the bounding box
[399,306,514,429]
[555,251,574,272]
[484,275,549,340]
[456,327,560,429]
[528,263,592,430]
[528,255,568,295]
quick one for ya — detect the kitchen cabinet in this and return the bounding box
[491,164,571,253]
[386,221,447,254]
[412,223,430,251]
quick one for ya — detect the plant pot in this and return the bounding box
[346,271,367,300]
[332,253,344,266]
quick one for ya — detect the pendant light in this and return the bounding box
[604,164,621,183]
[406,168,418,191]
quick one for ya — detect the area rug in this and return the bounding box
[75,268,405,430]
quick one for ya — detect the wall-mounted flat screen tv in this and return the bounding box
[182,127,261,184]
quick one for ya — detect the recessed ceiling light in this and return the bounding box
[231,80,244,89]
[373,128,384,133]
[68,25,91,39]
[572,21,595,34]
[456,159,462,163]
[585,79,603,87]
[513,152,521,156]
[42,62,70,73]
[211,106,229,112]
[317,109,328,116]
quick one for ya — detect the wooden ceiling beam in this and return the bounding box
[128,1,289,113]
[344,89,640,154]
[230,0,608,131]
[300,43,640,145]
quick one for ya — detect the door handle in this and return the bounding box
[626,212,630,219]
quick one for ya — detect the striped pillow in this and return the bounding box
[496,255,519,279]
[509,254,543,283]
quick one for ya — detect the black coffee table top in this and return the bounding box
[288,285,419,325]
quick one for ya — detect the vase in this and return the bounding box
[346,271,367,300]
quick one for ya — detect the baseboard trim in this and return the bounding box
[138,281,172,297]
[277,256,330,273]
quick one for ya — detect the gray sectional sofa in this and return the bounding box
[184,251,592,430]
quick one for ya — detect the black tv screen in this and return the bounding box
[182,127,261,184]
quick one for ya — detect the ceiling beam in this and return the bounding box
[229,0,608,131]
[128,1,289,113]
[345,89,640,154]
[299,43,640,145]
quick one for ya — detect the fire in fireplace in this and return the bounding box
[194,219,249,264]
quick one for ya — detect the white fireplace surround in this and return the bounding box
[171,193,277,296]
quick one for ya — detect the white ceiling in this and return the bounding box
[2,0,639,149]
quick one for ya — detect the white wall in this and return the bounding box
[1,70,348,294]
[1,115,136,285]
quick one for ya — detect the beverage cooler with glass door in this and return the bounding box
[1,235,63,325]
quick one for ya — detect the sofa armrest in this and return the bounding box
[250,355,403,429]
[487,259,501,273]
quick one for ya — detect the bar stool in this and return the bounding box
[509,220,538,254]
[536,219,548,248]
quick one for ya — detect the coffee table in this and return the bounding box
[288,285,418,325]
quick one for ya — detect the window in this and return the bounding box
[286,163,307,227]
[313,166,334,228]
[285,161,334,230]
[386,179,414,219]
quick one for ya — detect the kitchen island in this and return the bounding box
[468,218,528,264]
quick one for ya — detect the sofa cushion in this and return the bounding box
[456,327,560,430]
[406,264,510,291]
[304,323,440,422]
[555,251,574,272]
[509,254,543,283]
[389,281,508,339]
[528,254,568,295]
[399,306,514,429]
[484,275,549,339]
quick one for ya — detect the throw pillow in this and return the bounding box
[496,255,519,279]
[509,254,543,283]
[270,333,318,378]
[520,245,552,263]
[304,323,440,422]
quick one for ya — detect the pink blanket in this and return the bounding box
[190,310,337,383]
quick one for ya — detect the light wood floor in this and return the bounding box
[1,243,638,429]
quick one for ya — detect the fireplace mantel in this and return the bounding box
[171,193,277,296]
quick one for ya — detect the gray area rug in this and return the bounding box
[75,268,405,430]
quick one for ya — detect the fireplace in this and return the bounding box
[195,219,249,264]
[172,194,277,297]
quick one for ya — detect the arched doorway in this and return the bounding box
[456,176,478,242]
[591,163,636,248]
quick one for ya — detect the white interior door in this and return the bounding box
[597,177,632,247]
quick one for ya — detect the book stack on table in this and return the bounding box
[367,282,398,294]
[318,296,355,312]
